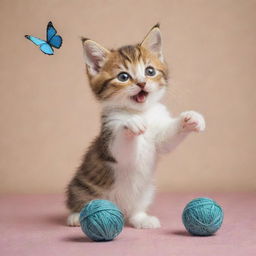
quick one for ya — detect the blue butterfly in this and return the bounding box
[25,21,63,55]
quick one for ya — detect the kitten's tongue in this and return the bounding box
[133,91,148,103]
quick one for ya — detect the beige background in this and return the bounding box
[0,0,256,194]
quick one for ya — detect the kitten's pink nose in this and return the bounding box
[137,82,146,89]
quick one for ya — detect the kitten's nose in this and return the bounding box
[137,82,146,89]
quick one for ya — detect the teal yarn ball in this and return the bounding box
[182,197,224,236]
[79,199,124,241]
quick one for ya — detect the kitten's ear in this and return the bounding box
[140,24,163,61]
[82,38,110,76]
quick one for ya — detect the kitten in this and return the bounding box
[66,24,205,228]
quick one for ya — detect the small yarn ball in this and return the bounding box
[182,197,224,236]
[79,199,124,241]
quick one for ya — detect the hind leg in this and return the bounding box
[129,212,161,229]
[66,181,96,227]
[67,212,80,226]
[128,184,161,229]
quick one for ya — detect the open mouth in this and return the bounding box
[131,90,149,103]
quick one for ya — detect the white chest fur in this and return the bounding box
[104,103,171,216]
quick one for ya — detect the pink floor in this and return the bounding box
[0,193,255,256]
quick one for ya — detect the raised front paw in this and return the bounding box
[124,115,147,136]
[180,111,206,132]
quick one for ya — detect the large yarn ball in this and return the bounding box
[182,197,224,236]
[79,199,124,241]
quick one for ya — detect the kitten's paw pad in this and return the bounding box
[180,111,205,132]
[130,214,161,229]
[67,213,80,227]
[124,115,147,136]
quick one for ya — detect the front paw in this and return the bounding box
[180,111,206,132]
[124,115,147,136]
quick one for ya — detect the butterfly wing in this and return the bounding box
[25,35,54,55]
[46,21,57,42]
[47,21,63,49]
[49,35,62,49]
[25,35,46,46]
[40,43,54,55]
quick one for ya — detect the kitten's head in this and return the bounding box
[82,24,168,111]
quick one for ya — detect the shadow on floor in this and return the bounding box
[62,235,92,243]
[167,229,216,237]
[169,230,191,236]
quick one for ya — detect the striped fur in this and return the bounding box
[66,123,115,212]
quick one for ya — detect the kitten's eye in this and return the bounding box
[117,72,130,82]
[145,66,156,76]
